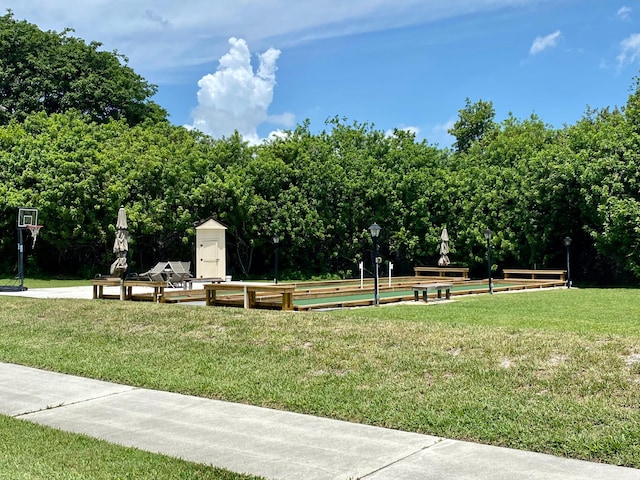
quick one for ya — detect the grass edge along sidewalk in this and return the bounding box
[0,287,638,469]
[0,414,263,480]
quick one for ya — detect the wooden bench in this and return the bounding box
[91,279,166,302]
[204,283,296,311]
[411,282,453,302]
[124,280,166,302]
[414,267,469,279]
[92,278,121,299]
[502,269,566,281]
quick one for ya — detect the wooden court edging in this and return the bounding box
[204,283,296,311]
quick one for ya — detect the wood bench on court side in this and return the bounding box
[91,279,167,302]
[502,269,566,281]
[414,267,469,279]
[91,278,121,299]
[411,282,453,302]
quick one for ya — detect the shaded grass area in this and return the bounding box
[0,415,262,480]
[1,288,639,468]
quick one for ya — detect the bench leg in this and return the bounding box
[248,291,257,308]
[423,290,428,302]
[446,288,451,300]
[282,292,293,311]
[205,290,216,306]
[414,291,419,302]
[437,288,442,299]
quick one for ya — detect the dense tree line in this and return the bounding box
[1,105,639,283]
[0,15,638,283]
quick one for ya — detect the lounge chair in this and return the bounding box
[139,261,168,282]
[166,261,191,287]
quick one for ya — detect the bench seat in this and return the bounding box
[411,282,453,302]
[414,267,469,279]
[502,269,566,281]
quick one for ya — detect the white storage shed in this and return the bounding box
[195,218,227,279]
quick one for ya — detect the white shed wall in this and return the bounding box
[195,219,227,279]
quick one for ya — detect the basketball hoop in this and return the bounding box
[26,224,42,248]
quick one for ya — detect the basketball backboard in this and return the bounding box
[18,207,38,227]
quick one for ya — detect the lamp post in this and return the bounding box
[273,234,280,284]
[563,236,572,288]
[483,228,493,294]
[368,223,381,306]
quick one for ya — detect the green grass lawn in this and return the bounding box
[0,415,262,480]
[0,287,639,473]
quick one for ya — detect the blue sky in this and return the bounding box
[5,1,640,146]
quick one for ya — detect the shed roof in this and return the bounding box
[195,217,227,230]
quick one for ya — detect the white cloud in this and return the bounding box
[618,6,632,20]
[267,130,292,142]
[529,30,561,55]
[429,120,456,147]
[189,37,292,144]
[267,112,296,128]
[618,33,640,67]
[385,126,421,138]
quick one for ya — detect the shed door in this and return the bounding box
[198,240,220,278]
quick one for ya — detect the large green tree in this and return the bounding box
[448,98,497,153]
[0,11,166,126]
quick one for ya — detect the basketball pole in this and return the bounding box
[0,207,41,292]
[17,226,25,289]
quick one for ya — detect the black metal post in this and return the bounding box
[487,239,492,293]
[564,237,572,288]
[274,244,279,284]
[373,236,379,306]
[17,227,24,289]
[273,234,280,284]
[368,223,381,306]
[484,228,493,294]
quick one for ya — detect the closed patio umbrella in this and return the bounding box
[110,206,129,278]
[437,227,450,266]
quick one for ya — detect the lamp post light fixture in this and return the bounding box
[272,234,280,284]
[483,228,493,294]
[368,222,382,306]
[563,236,572,288]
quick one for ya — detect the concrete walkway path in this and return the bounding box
[1,362,638,480]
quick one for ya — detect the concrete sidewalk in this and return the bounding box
[1,363,638,479]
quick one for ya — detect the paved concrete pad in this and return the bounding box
[2,363,640,480]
